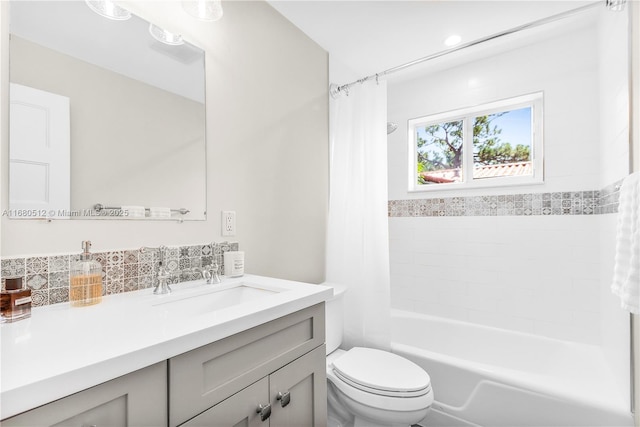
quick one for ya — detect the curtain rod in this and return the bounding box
[329,1,603,98]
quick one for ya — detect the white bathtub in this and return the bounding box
[390,309,633,427]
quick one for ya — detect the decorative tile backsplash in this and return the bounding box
[389,181,623,218]
[0,242,239,307]
[597,180,622,214]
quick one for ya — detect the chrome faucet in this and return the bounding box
[199,268,212,283]
[141,245,172,295]
[199,262,221,284]
[209,262,221,284]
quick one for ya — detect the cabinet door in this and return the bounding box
[170,303,324,427]
[180,377,269,427]
[2,362,167,427]
[269,345,327,427]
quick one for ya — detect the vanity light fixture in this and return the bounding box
[85,0,131,21]
[149,23,184,46]
[182,0,224,21]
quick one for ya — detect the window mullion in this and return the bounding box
[463,117,474,184]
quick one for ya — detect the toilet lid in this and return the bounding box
[331,347,431,396]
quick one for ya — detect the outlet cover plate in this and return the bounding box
[222,211,236,236]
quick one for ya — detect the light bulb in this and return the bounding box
[182,0,224,22]
[149,24,184,46]
[85,0,131,21]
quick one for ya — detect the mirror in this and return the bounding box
[8,1,207,220]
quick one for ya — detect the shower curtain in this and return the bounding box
[326,80,391,351]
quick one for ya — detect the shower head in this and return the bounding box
[387,122,398,135]
[606,0,625,11]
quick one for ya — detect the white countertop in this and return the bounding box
[0,275,332,420]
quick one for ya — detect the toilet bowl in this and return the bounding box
[324,284,433,427]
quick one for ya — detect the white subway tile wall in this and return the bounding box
[389,215,602,344]
[386,14,631,348]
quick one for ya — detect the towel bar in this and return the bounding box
[93,204,190,215]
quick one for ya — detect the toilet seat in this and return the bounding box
[327,348,434,413]
[331,347,431,398]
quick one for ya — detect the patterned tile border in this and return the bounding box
[597,180,622,214]
[0,241,239,307]
[389,180,623,218]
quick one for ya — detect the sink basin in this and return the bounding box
[152,283,279,317]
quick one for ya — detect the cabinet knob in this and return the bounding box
[256,403,271,422]
[276,391,291,407]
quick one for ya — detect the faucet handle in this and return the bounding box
[200,263,221,284]
[153,269,172,295]
[141,246,172,295]
[210,262,221,284]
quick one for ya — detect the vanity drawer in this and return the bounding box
[169,302,325,427]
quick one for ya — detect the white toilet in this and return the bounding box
[325,284,433,427]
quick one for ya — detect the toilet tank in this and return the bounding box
[324,283,347,355]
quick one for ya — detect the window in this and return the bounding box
[409,93,543,191]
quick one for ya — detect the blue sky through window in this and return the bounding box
[481,107,532,151]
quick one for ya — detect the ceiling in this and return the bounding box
[10,1,603,94]
[267,0,600,85]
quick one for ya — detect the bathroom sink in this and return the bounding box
[151,283,279,317]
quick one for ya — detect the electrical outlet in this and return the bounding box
[222,211,236,236]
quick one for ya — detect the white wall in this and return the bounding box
[597,7,631,407]
[0,1,329,284]
[597,9,630,188]
[387,13,626,345]
[387,24,600,201]
[390,215,601,343]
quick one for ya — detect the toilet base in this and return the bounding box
[327,381,354,427]
[334,380,431,427]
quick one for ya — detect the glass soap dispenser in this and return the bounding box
[1,277,32,323]
[70,241,103,307]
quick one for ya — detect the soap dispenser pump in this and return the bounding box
[70,241,103,307]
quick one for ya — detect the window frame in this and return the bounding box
[408,92,544,192]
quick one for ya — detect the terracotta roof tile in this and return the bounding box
[473,161,532,179]
[420,161,532,184]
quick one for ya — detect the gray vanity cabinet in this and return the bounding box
[2,361,167,426]
[268,344,327,427]
[180,345,327,427]
[2,303,327,427]
[170,303,326,427]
